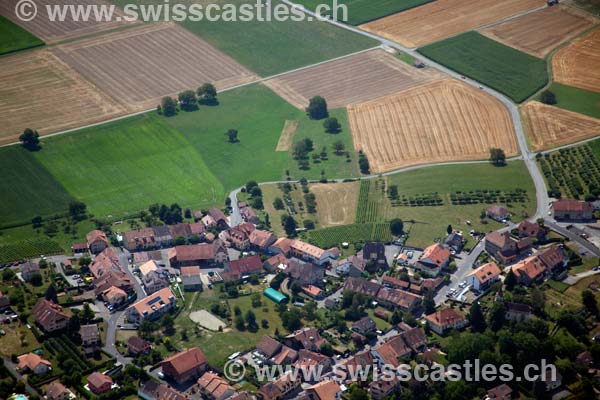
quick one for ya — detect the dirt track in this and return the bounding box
[311,182,359,226]
[348,79,518,173]
[0,49,126,143]
[0,0,136,44]
[553,27,600,93]
[264,49,441,109]
[360,0,545,48]
[51,23,258,111]
[276,120,299,151]
[481,5,596,58]
[521,101,600,151]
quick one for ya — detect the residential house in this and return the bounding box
[126,287,177,324]
[256,336,283,359]
[396,253,410,267]
[369,378,401,400]
[486,205,510,222]
[71,242,89,254]
[168,240,228,267]
[249,230,277,251]
[290,240,339,266]
[304,380,341,400]
[89,247,122,279]
[87,372,113,395]
[518,220,546,241]
[79,324,100,354]
[189,222,206,238]
[336,255,367,277]
[485,384,512,400]
[294,349,332,380]
[512,256,547,286]
[537,243,568,273]
[466,262,501,292]
[139,260,159,277]
[376,288,422,312]
[44,380,75,400]
[142,270,170,295]
[270,346,298,366]
[414,244,451,277]
[133,251,163,266]
[100,285,128,306]
[425,308,467,335]
[302,285,323,299]
[399,327,427,353]
[257,372,301,400]
[264,253,290,272]
[208,208,229,230]
[285,327,326,352]
[553,199,593,221]
[382,276,410,291]
[444,232,465,253]
[362,242,387,268]
[17,353,52,375]
[270,237,293,256]
[504,302,531,321]
[351,317,376,335]
[138,381,188,400]
[485,231,519,264]
[33,299,70,333]
[86,230,109,254]
[128,336,152,355]
[180,266,203,291]
[371,335,412,367]
[223,255,263,282]
[239,203,260,224]
[170,223,192,242]
[220,226,251,250]
[197,371,235,400]
[284,260,324,286]
[343,277,381,298]
[339,350,374,382]
[161,347,208,384]
[152,225,174,248]
[21,261,40,282]
[122,227,157,251]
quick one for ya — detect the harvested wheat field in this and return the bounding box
[276,120,299,151]
[0,49,126,144]
[264,49,441,109]
[51,23,258,111]
[522,101,600,151]
[348,79,518,173]
[311,181,359,226]
[481,6,596,58]
[0,0,136,44]
[360,0,545,48]
[553,28,600,93]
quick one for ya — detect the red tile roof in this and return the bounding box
[161,348,207,376]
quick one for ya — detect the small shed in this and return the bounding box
[263,288,288,304]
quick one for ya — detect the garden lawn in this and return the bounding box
[294,0,433,25]
[0,146,74,227]
[165,83,359,191]
[34,114,224,220]
[540,83,600,119]
[178,0,378,76]
[0,16,44,55]
[419,31,548,103]
[384,162,537,247]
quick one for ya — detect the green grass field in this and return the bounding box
[383,162,536,247]
[294,0,433,25]
[419,31,548,103]
[0,146,74,227]
[178,0,378,76]
[590,138,600,160]
[0,16,44,55]
[34,114,224,220]
[539,83,600,119]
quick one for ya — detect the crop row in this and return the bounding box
[0,238,63,264]
[307,222,392,248]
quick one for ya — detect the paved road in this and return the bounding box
[564,269,600,285]
[3,357,40,397]
[434,242,484,304]
[545,220,600,257]
[229,187,244,227]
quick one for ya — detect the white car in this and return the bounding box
[157,371,165,379]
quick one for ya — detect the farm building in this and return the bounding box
[263,288,288,304]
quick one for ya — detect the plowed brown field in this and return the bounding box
[521,101,600,151]
[0,0,136,44]
[348,79,518,173]
[0,49,126,144]
[51,23,258,111]
[360,0,545,48]
[482,6,596,58]
[264,49,441,109]
[553,28,600,93]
